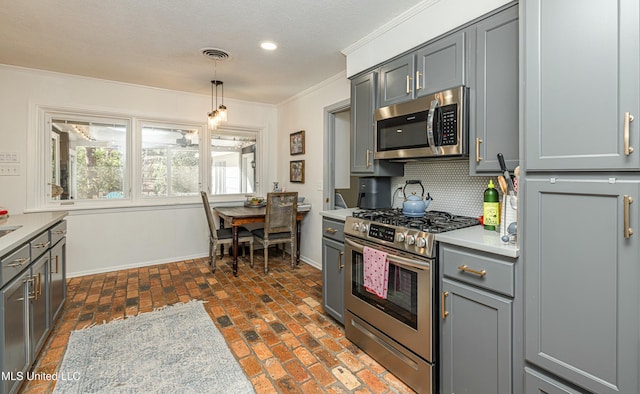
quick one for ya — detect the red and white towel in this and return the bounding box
[363,246,389,299]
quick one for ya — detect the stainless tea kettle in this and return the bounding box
[402,180,433,217]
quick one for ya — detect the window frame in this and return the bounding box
[29,106,264,212]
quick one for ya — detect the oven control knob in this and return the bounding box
[360,224,368,233]
[396,233,405,242]
[352,223,360,232]
[406,235,416,245]
[416,237,427,248]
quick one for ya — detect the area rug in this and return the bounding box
[53,300,255,393]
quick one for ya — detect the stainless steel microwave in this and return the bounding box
[374,86,468,160]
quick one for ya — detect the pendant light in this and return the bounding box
[202,48,231,130]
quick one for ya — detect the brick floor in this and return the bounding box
[21,253,416,393]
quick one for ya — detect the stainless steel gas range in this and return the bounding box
[343,209,479,394]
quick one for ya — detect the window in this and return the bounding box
[140,123,200,198]
[36,108,262,209]
[49,115,128,201]
[210,129,257,195]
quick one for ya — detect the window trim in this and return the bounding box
[28,105,264,212]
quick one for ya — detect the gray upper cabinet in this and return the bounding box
[415,31,465,98]
[350,71,403,176]
[378,30,466,108]
[470,5,519,174]
[378,55,414,107]
[524,0,640,171]
[524,177,640,394]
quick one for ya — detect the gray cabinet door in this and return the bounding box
[350,72,403,176]
[524,178,640,394]
[415,30,466,97]
[351,72,376,174]
[378,54,414,108]
[524,0,640,170]
[1,270,29,394]
[322,237,344,324]
[471,5,519,174]
[50,238,66,323]
[441,278,512,394]
[29,254,50,361]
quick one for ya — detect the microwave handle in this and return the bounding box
[426,99,442,155]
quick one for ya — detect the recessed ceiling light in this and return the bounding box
[260,41,277,51]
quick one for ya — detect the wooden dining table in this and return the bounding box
[214,205,309,276]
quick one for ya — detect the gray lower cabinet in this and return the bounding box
[350,71,403,176]
[440,243,517,394]
[524,0,640,171]
[524,178,639,394]
[1,270,29,394]
[321,217,345,324]
[0,220,67,394]
[470,4,519,174]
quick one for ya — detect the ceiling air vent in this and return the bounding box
[201,48,231,61]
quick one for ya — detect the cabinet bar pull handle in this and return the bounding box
[406,75,413,94]
[624,195,633,238]
[366,149,372,168]
[475,138,483,163]
[6,257,28,267]
[52,255,59,274]
[441,291,449,319]
[415,71,422,90]
[458,264,487,277]
[325,228,338,234]
[338,251,344,270]
[34,241,50,249]
[624,112,634,155]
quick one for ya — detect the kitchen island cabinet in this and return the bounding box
[439,243,520,394]
[350,71,403,176]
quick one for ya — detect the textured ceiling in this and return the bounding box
[0,0,424,104]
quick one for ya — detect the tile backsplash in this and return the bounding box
[391,160,493,218]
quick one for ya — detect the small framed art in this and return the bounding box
[290,130,305,155]
[290,160,305,183]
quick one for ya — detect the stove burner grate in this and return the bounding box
[352,208,479,233]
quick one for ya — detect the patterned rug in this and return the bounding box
[53,300,254,393]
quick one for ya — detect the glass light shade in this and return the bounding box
[217,105,227,122]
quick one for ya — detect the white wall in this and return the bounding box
[0,65,278,277]
[343,0,512,77]
[276,72,351,269]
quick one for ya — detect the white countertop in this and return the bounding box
[0,212,68,257]
[435,225,519,258]
[319,208,359,222]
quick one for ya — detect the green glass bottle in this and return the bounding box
[483,179,499,230]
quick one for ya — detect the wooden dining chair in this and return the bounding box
[251,192,298,274]
[200,191,254,272]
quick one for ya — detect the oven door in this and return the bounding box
[344,236,432,362]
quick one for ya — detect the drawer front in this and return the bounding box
[30,231,51,261]
[322,218,345,242]
[441,244,515,297]
[50,220,67,246]
[1,244,31,287]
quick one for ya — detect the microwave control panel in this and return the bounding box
[438,104,458,146]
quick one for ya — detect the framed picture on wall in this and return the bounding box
[290,130,305,155]
[290,160,305,183]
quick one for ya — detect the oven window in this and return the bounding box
[351,250,418,329]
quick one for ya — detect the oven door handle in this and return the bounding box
[345,238,431,271]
